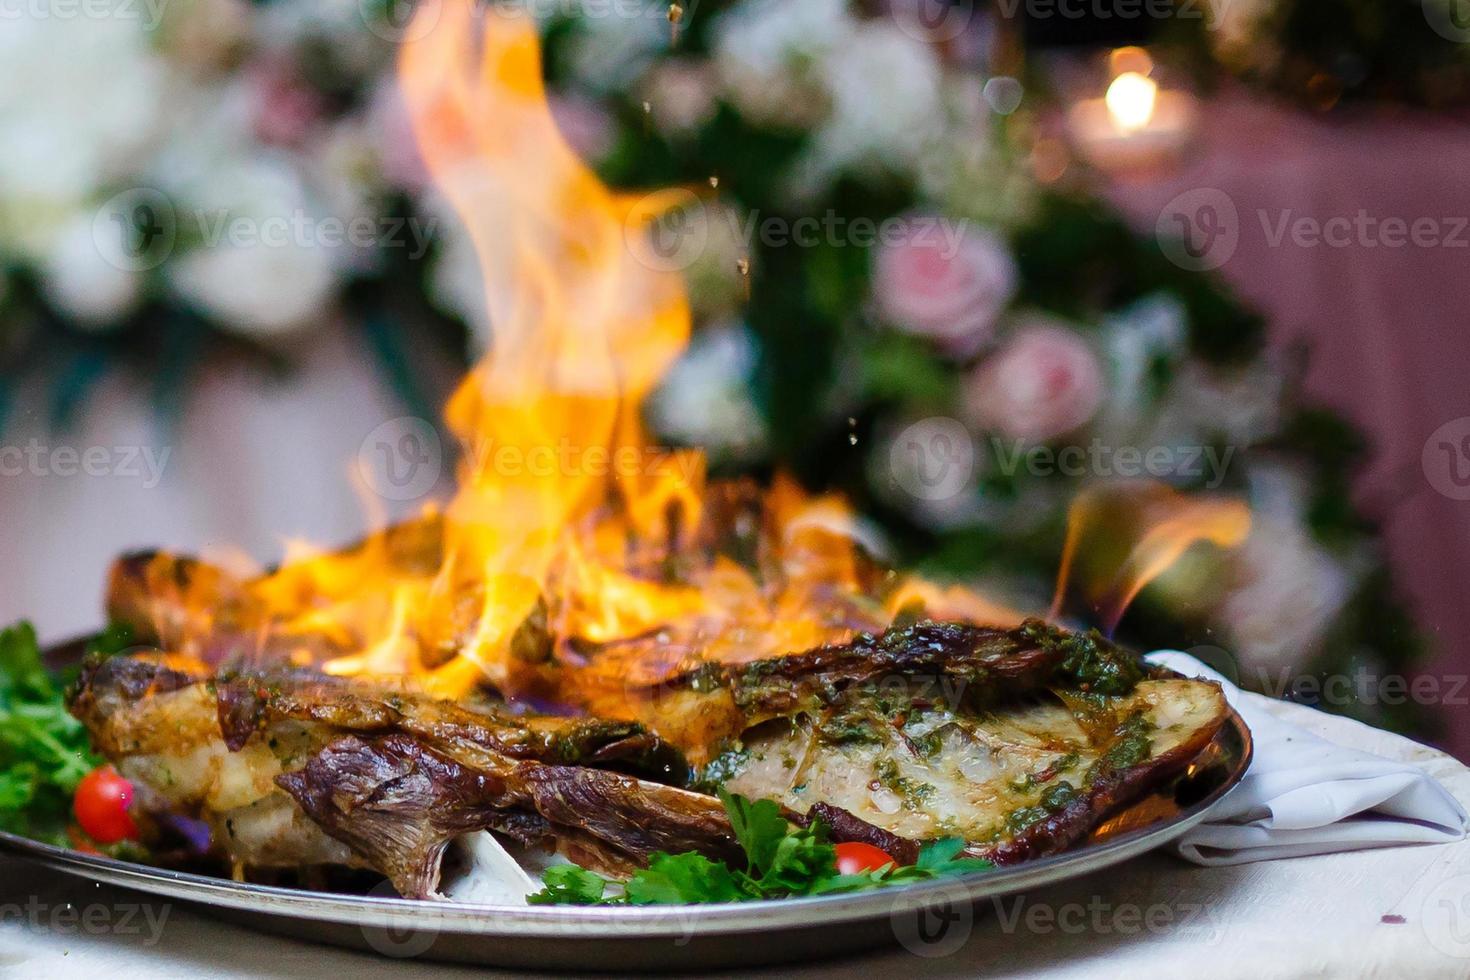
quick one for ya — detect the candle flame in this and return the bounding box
[1105,71,1158,134]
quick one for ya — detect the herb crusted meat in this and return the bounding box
[67,617,1229,896]
[69,652,732,897]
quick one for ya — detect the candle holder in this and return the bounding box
[1063,47,1198,173]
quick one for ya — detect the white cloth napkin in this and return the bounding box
[1148,651,1469,866]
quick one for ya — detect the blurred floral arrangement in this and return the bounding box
[0,0,1431,735]
[1203,0,1470,108]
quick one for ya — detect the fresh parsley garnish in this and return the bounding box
[527,791,992,905]
[0,621,102,844]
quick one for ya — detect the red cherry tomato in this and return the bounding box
[73,765,139,844]
[834,841,896,875]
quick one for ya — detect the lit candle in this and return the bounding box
[1064,51,1196,173]
[1105,72,1158,133]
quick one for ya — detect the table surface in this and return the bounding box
[4,695,1470,979]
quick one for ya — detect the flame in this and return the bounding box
[201,2,966,706]
[1050,482,1251,634]
[128,4,1251,711]
[1105,72,1158,133]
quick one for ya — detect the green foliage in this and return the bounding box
[0,622,100,843]
[1208,0,1470,108]
[526,792,992,905]
[526,864,608,906]
[1012,194,1266,365]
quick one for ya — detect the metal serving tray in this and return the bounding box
[0,639,1251,971]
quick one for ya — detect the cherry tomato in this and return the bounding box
[834,841,896,875]
[73,765,139,844]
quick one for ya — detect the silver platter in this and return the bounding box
[0,641,1251,971]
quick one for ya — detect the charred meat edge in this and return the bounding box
[275,734,739,898]
[70,620,1225,898]
[69,654,734,897]
[975,703,1227,864]
[635,618,1143,767]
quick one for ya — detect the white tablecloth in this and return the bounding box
[4,694,1470,979]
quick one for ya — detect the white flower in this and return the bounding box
[1173,361,1284,446]
[40,213,142,328]
[916,78,1038,230]
[1097,293,1187,433]
[868,415,984,531]
[648,322,766,463]
[794,19,944,190]
[306,112,391,276]
[713,0,849,128]
[0,12,170,259]
[257,0,389,80]
[565,2,670,94]
[1221,519,1351,675]
[428,208,492,352]
[166,152,337,338]
[1205,0,1276,54]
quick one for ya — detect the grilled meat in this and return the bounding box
[69,652,732,897]
[614,619,1146,766]
[619,617,1225,862]
[104,514,446,665]
[68,616,1227,897]
[716,677,1225,862]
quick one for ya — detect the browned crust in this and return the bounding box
[976,704,1229,865]
[801,803,921,865]
[275,736,739,897]
[276,734,517,898]
[634,621,1075,765]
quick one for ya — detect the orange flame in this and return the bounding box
[136,4,1250,709]
[217,2,990,706]
[1050,482,1251,634]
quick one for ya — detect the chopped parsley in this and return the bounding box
[527,791,992,905]
[689,746,751,794]
[1020,620,1144,695]
[873,757,936,810]
[1004,780,1078,835]
[1099,713,1155,771]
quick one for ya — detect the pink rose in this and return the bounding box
[548,94,615,163]
[873,216,1016,358]
[248,58,324,149]
[965,322,1105,441]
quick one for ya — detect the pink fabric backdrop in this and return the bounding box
[1102,91,1470,757]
